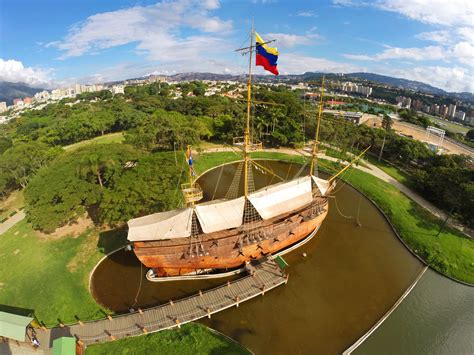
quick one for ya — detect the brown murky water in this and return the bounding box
[91,161,423,354]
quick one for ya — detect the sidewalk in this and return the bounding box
[0,211,26,236]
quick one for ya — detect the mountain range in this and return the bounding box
[0,81,44,106]
[2,71,473,106]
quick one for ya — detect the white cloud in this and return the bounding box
[0,59,52,87]
[374,0,474,28]
[344,45,447,61]
[265,32,322,48]
[278,53,361,75]
[333,0,474,27]
[48,0,232,60]
[415,30,451,44]
[381,65,474,92]
[295,11,317,18]
[344,43,474,68]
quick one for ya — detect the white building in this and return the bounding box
[111,85,125,95]
[396,96,412,109]
[0,102,7,113]
[34,91,51,102]
[448,104,456,117]
[454,110,466,121]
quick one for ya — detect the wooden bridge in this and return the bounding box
[36,258,288,349]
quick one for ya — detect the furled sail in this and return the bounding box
[128,208,193,241]
[312,176,330,195]
[248,176,313,220]
[195,196,245,234]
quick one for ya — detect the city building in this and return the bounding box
[396,96,412,109]
[111,85,125,95]
[430,103,439,115]
[341,82,372,97]
[454,110,466,121]
[34,91,51,101]
[440,105,448,117]
[412,99,423,111]
[448,104,456,118]
[13,99,24,107]
[0,102,7,113]
[23,97,32,105]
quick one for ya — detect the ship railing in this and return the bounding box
[181,182,203,204]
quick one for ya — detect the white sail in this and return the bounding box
[195,196,245,234]
[312,175,331,195]
[248,176,313,220]
[128,208,193,241]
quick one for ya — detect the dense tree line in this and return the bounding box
[25,144,180,232]
[0,81,471,231]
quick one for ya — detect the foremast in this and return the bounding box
[310,77,325,177]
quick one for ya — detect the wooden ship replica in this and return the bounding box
[127,28,364,281]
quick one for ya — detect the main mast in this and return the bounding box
[310,76,325,176]
[243,24,254,197]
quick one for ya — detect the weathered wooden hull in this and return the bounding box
[133,195,328,277]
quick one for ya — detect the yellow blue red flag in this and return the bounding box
[255,32,279,75]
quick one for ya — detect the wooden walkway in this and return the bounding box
[36,258,287,349]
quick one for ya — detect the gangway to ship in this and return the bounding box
[34,258,288,349]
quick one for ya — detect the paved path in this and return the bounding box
[0,211,25,236]
[34,258,286,349]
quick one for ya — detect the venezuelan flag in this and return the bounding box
[255,32,279,76]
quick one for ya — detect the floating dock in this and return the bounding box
[36,258,287,348]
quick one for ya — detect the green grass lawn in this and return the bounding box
[85,323,250,355]
[0,221,127,326]
[428,115,470,135]
[64,132,125,151]
[1,149,472,336]
[195,151,474,284]
[0,190,24,220]
[365,155,411,185]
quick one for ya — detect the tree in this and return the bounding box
[467,129,474,141]
[77,153,116,188]
[0,141,62,190]
[25,144,138,232]
[382,114,393,131]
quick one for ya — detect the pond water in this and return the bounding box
[90,160,423,354]
[354,268,474,355]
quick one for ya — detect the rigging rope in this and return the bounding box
[212,164,225,200]
[132,262,144,307]
[356,193,362,227]
[331,196,353,219]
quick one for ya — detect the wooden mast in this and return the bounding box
[243,23,254,198]
[310,76,324,176]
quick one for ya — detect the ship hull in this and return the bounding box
[133,195,328,277]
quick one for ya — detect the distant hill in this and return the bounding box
[297,72,474,104]
[0,81,44,105]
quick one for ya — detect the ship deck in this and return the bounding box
[34,257,288,350]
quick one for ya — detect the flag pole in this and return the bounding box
[244,21,254,198]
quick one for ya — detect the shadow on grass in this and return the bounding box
[97,227,128,254]
[408,201,471,240]
[0,304,34,317]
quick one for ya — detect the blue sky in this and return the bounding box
[1,0,473,92]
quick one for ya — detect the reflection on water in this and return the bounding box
[354,268,474,355]
[90,160,423,354]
